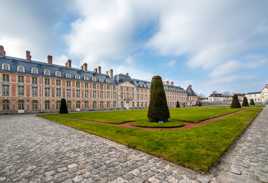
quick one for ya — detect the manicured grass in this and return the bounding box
[43,106,240,124]
[40,106,262,172]
[133,121,185,128]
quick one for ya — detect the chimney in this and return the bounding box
[65,59,72,68]
[106,71,109,75]
[47,55,53,64]
[81,63,88,72]
[166,81,169,85]
[109,69,113,78]
[94,68,98,73]
[26,50,31,61]
[126,73,129,76]
[98,66,101,74]
[171,81,174,85]
[0,45,6,57]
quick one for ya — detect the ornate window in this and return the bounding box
[55,71,61,77]
[44,69,50,76]
[66,73,72,78]
[2,63,10,71]
[31,67,38,74]
[75,74,80,79]
[17,65,25,73]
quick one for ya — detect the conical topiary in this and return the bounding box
[231,94,241,108]
[176,101,180,108]
[250,99,255,106]
[60,98,68,113]
[148,75,170,122]
[242,97,249,107]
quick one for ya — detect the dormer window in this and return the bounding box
[44,69,50,76]
[31,67,38,74]
[2,63,10,71]
[17,65,25,73]
[66,73,72,78]
[75,74,80,79]
[55,71,61,77]
[84,75,89,80]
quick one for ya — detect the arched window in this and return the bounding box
[31,67,38,74]
[55,71,61,77]
[44,69,50,76]
[17,65,25,73]
[2,63,10,71]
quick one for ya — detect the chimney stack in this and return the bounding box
[26,50,31,61]
[106,71,109,75]
[65,59,72,68]
[98,66,101,74]
[109,69,113,78]
[47,55,53,64]
[171,81,174,85]
[0,45,6,57]
[166,81,169,85]
[81,63,88,72]
[94,68,98,73]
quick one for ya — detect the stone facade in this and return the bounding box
[0,46,197,113]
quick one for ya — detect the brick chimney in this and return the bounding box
[171,81,174,85]
[26,50,31,61]
[0,45,6,57]
[98,66,101,74]
[65,59,72,68]
[109,69,113,78]
[94,68,98,73]
[81,63,88,72]
[166,81,169,85]
[47,55,53,64]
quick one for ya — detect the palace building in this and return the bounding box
[0,45,198,113]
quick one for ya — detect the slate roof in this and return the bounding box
[186,85,197,96]
[0,55,186,92]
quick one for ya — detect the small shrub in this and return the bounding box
[231,95,241,108]
[242,97,249,107]
[60,98,68,113]
[250,99,255,106]
[176,101,180,108]
[148,75,170,122]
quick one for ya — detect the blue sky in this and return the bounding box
[0,0,268,95]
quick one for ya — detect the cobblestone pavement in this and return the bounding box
[212,106,268,183]
[0,107,267,183]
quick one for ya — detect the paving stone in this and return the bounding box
[0,108,267,183]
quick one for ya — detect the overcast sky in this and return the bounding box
[1,0,268,95]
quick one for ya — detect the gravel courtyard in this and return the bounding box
[0,107,267,183]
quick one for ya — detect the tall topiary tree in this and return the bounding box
[148,75,170,122]
[250,99,255,106]
[231,94,241,108]
[176,101,180,108]
[60,98,68,113]
[242,97,249,107]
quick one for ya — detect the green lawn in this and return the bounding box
[40,106,262,172]
[44,106,240,124]
[133,120,185,128]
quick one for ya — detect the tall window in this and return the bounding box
[76,81,80,87]
[76,89,80,98]
[67,81,71,87]
[67,101,71,110]
[2,100,9,111]
[56,100,61,110]
[84,101,88,109]
[56,79,61,86]
[3,74,9,82]
[2,83,9,96]
[66,89,71,98]
[32,86,38,97]
[18,86,24,96]
[56,88,61,97]
[44,69,50,76]
[45,100,50,110]
[55,71,61,77]
[32,77,37,85]
[18,100,24,110]
[45,87,50,97]
[18,76,24,83]
[32,100,38,111]
[45,78,50,85]
[76,101,80,109]
[93,101,97,109]
[85,90,88,98]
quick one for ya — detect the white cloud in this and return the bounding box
[167,59,177,67]
[210,60,241,78]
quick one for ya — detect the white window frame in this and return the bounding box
[17,65,25,73]
[55,71,61,77]
[44,69,50,76]
[2,63,10,71]
[31,67,38,74]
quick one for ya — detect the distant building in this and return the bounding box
[208,91,232,105]
[0,45,197,113]
[261,84,268,105]
[245,92,262,104]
